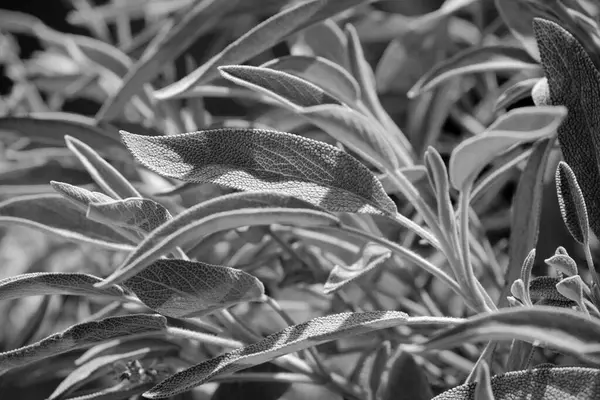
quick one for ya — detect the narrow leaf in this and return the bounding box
[408,45,539,98]
[87,198,172,235]
[556,161,589,244]
[0,314,167,374]
[474,361,495,400]
[494,77,540,111]
[153,0,369,99]
[449,106,566,189]
[144,311,410,398]
[122,259,265,318]
[121,129,397,215]
[0,273,124,301]
[51,181,114,211]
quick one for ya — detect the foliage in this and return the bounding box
[1,0,600,399]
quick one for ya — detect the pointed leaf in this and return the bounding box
[153,0,369,99]
[121,129,397,215]
[289,19,349,69]
[323,242,391,294]
[495,77,540,111]
[144,311,410,398]
[433,366,600,400]
[556,161,589,244]
[474,361,495,400]
[51,181,114,211]
[377,349,433,400]
[449,106,566,189]
[0,194,133,250]
[87,198,172,235]
[65,135,141,200]
[122,259,264,318]
[0,314,167,374]
[0,273,125,302]
[408,45,539,98]
[545,250,578,277]
[534,18,600,240]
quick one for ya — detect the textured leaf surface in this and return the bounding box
[408,45,539,98]
[87,198,173,235]
[323,243,391,294]
[0,314,167,374]
[122,259,264,318]
[121,129,396,215]
[433,366,600,399]
[534,18,600,239]
[0,273,124,301]
[51,181,114,211]
[0,194,133,250]
[144,311,410,398]
[556,161,589,244]
[449,106,566,189]
[153,0,369,99]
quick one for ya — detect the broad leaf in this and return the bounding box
[288,19,349,69]
[87,198,173,235]
[0,272,124,301]
[433,366,600,399]
[449,106,566,189]
[153,0,369,99]
[377,349,433,400]
[0,194,133,250]
[0,314,167,374]
[323,242,391,294]
[408,45,539,98]
[96,0,239,120]
[533,18,600,239]
[121,129,397,215]
[65,135,141,200]
[122,259,265,318]
[144,311,412,398]
[96,207,340,287]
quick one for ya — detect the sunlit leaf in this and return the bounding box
[87,197,172,236]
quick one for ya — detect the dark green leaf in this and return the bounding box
[377,349,433,400]
[556,161,590,244]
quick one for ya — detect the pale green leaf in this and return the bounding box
[0,314,167,374]
[495,77,541,111]
[51,181,114,211]
[408,45,539,98]
[545,248,578,276]
[87,198,172,235]
[120,129,397,215]
[449,106,567,189]
[122,259,264,318]
[153,0,369,99]
[288,19,349,69]
[0,273,124,302]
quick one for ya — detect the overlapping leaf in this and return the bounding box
[288,19,350,69]
[0,314,167,374]
[87,198,172,235]
[121,129,397,215]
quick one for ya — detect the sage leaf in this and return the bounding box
[323,242,391,294]
[494,77,540,111]
[556,161,589,245]
[377,349,433,400]
[144,311,410,398]
[0,194,133,250]
[87,198,173,235]
[121,129,397,215]
[122,259,264,318]
[368,341,392,398]
[65,135,141,200]
[533,18,600,240]
[0,273,124,302]
[153,0,369,99]
[209,363,291,400]
[408,45,539,98]
[289,19,350,70]
[96,0,239,121]
[0,314,167,374]
[474,361,495,400]
[96,207,340,287]
[449,106,566,189]
[545,249,578,277]
[75,338,181,366]
[433,366,600,400]
[58,381,155,400]
[51,181,114,210]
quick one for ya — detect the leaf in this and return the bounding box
[0,272,125,302]
[533,18,600,240]
[153,0,369,99]
[406,306,600,362]
[120,129,397,215]
[474,361,495,400]
[498,138,554,307]
[408,45,539,98]
[377,349,433,400]
[121,259,264,318]
[323,242,391,294]
[0,194,133,250]
[65,135,141,200]
[556,161,589,244]
[59,381,156,400]
[0,314,167,374]
[545,248,578,276]
[95,0,240,121]
[494,77,541,111]
[288,19,349,70]
[87,198,173,235]
[96,207,340,287]
[0,113,130,161]
[209,363,291,400]
[433,366,600,400]
[260,55,360,106]
[144,311,410,398]
[449,106,567,189]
